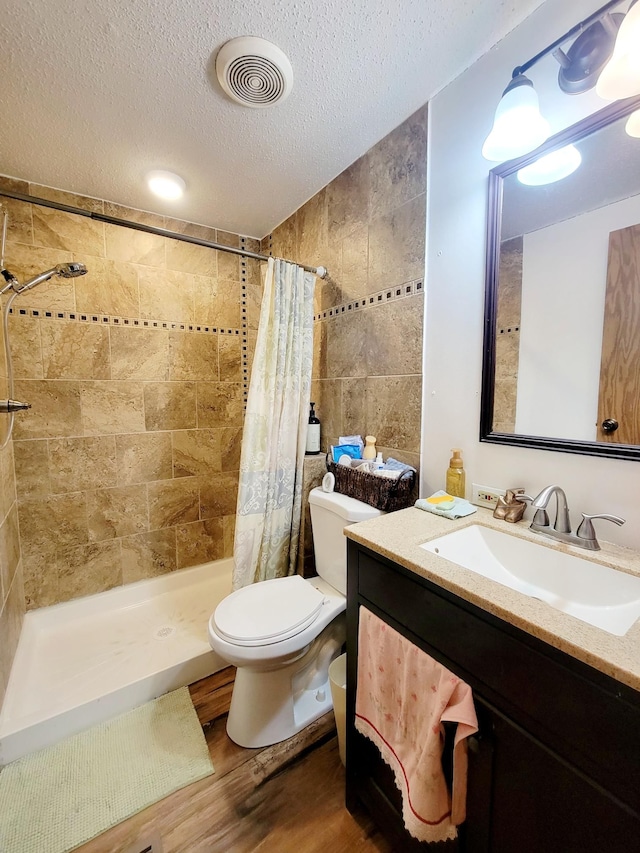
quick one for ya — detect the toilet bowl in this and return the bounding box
[208,486,383,748]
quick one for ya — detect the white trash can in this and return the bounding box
[328,652,347,766]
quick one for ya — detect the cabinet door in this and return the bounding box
[485,701,640,853]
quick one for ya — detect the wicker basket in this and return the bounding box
[326,454,415,512]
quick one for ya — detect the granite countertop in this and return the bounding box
[345,506,640,692]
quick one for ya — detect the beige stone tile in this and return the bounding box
[342,377,366,437]
[0,176,29,193]
[246,330,257,376]
[0,566,25,704]
[176,518,224,569]
[168,331,218,381]
[298,190,326,268]
[495,330,520,381]
[103,202,165,228]
[217,250,240,281]
[325,311,368,379]
[30,185,104,214]
[364,374,422,453]
[2,243,76,311]
[148,478,200,530]
[327,158,369,243]
[172,429,221,478]
[215,230,240,248]
[245,284,262,330]
[0,504,20,603]
[493,378,517,433]
[12,439,49,498]
[0,441,17,517]
[192,277,241,329]
[223,514,235,558]
[12,379,82,439]
[220,426,242,471]
[244,256,261,286]
[243,237,261,253]
[74,255,140,317]
[41,320,110,380]
[196,382,244,428]
[2,197,33,245]
[138,268,195,323]
[58,540,122,602]
[165,235,217,277]
[218,335,242,381]
[18,492,88,556]
[367,194,426,294]
[367,104,428,220]
[80,381,145,435]
[270,213,298,260]
[312,320,327,381]
[49,435,117,493]
[87,484,148,542]
[110,327,170,380]
[23,551,58,609]
[115,432,173,485]
[366,295,424,376]
[317,274,343,313]
[143,382,197,431]
[121,529,177,583]
[165,219,217,243]
[199,472,239,519]
[7,315,42,379]
[104,222,165,267]
[341,225,369,301]
[310,378,341,451]
[32,206,105,256]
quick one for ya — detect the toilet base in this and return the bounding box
[225,614,345,748]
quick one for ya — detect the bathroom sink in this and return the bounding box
[420,525,640,636]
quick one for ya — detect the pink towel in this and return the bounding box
[355,607,478,844]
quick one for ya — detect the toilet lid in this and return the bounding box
[213,575,326,646]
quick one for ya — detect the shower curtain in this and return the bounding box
[232,257,315,590]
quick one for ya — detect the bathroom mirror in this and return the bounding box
[481,95,640,461]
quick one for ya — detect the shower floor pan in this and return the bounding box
[0,558,232,765]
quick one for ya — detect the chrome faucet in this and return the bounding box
[517,485,625,551]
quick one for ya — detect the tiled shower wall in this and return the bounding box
[0,176,260,611]
[265,106,427,570]
[0,280,23,708]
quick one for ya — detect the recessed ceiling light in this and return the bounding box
[146,170,186,200]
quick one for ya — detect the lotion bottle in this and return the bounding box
[446,448,465,498]
[305,402,321,455]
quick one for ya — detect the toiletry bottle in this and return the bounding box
[446,449,465,498]
[363,435,377,460]
[305,402,321,455]
[374,452,384,471]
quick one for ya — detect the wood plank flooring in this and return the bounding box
[76,672,392,853]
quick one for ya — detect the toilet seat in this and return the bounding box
[212,575,326,647]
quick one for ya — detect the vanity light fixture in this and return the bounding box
[516,144,582,186]
[596,0,640,99]
[146,170,186,200]
[483,0,637,163]
[626,107,640,136]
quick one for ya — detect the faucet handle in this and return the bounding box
[576,513,625,547]
[515,494,549,527]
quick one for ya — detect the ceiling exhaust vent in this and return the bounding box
[216,37,293,108]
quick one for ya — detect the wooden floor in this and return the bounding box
[76,671,393,853]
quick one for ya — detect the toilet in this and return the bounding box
[208,487,383,748]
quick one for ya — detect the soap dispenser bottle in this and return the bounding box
[305,403,321,455]
[446,449,465,498]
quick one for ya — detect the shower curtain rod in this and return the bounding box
[0,189,328,279]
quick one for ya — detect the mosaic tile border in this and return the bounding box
[8,306,243,336]
[240,236,249,409]
[313,278,423,322]
[497,326,520,335]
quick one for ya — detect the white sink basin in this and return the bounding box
[421,525,640,637]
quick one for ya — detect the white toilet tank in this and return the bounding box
[308,487,383,595]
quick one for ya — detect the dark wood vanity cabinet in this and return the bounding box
[345,540,640,853]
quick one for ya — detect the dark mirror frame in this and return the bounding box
[481,94,640,462]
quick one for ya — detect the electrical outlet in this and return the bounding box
[472,484,525,508]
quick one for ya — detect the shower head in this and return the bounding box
[13,262,87,294]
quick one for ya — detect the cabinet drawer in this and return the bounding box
[355,546,640,814]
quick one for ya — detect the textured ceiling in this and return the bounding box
[0,0,545,237]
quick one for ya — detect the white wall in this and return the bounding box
[516,193,640,439]
[422,0,640,549]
